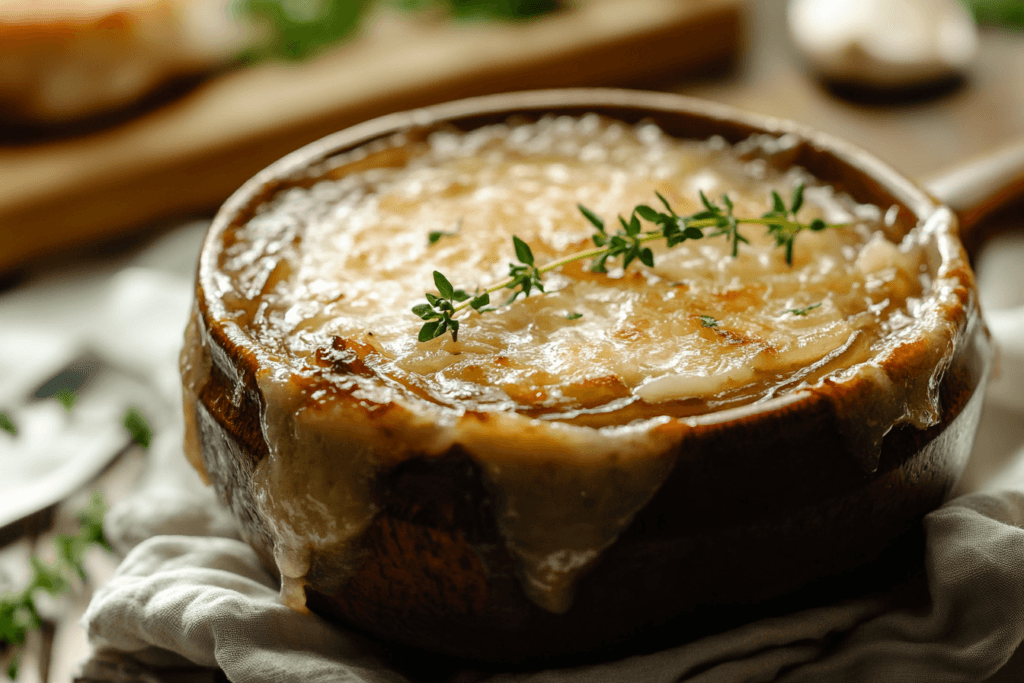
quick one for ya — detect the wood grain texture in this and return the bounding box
[0,0,740,275]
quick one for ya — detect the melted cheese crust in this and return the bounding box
[193,114,967,616]
[220,115,923,422]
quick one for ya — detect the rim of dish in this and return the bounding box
[196,87,964,432]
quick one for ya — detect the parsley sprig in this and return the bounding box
[413,184,845,342]
[1,494,111,680]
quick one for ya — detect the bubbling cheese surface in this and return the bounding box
[196,114,961,617]
[222,114,924,422]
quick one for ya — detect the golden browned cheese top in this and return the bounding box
[217,115,926,424]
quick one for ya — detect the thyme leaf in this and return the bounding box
[123,407,153,449]
[415,271,470,341]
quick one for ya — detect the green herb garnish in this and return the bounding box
[53,389,77,412]
[239,0,559,60]
[785,302,822,316]
[1,493,112,680]
[761,186,829,265]
[238,0,366,60]
[428,219,462,245]
[699,315,718,328]
[413,184,845,341]
[0,413,14,436]
[412,272,477,342]
[565,312,583,320]
[964,0,1024,26]
[122,407,153,449]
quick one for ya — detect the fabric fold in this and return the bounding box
[82,490,1024,683]
[83,536,408,683]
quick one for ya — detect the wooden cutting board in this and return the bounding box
[0,0,740,275]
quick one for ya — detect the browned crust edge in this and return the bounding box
[184,89,991,663]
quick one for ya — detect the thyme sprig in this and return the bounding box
[413,184,845,342]
[1,405,152,678]
[122,407,153,448]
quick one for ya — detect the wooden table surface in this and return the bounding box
[2,0,1023,680]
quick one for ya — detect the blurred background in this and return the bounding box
[0,0,1022,278]
[1,0,1024,680]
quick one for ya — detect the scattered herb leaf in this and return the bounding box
[964,0,1024,26]
[122,408,153,449]
[0,412,14,436]
[445,0,559,20]
[699,315,718,328]
[239,0,559,61]
[428,219,462,245]
[1,493,112,680]
[238,0,368,60]
[786,303,822,316]
[414,270,468,342]
[412,184,846,341]
[54,389,77,412]
[565,312,583,320]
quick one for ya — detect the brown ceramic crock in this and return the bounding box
[182,89,1024,665]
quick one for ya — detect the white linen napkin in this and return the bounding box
[84,476,1024,682]
[3,219,1023,682]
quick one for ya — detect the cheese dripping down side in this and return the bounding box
[193,114,946,615]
